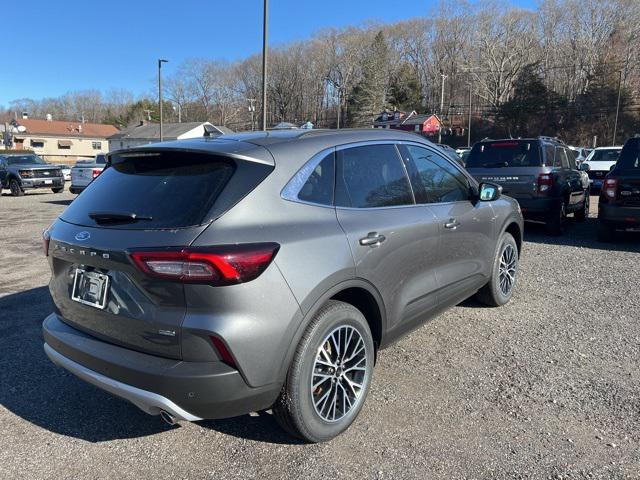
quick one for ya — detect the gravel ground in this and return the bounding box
[1,189,639,479]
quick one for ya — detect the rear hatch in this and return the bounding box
[464,140,542,198]
[48,144,273,359]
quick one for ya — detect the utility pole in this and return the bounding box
[467,83,472,148]
[612,70,622,146]
[438,73,447,143]
[248,98,256,131]
[261,0,269,131]
[158,59,168,141]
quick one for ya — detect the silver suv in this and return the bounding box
[42,129,523,442]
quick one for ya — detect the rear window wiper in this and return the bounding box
[482,162,509,168]
[89,211,153,224]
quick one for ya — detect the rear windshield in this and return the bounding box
[617,139,640,170]
[586,149,621,162]
[61,150,272,229]
[465,141,541,168]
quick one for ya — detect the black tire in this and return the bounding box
[51,187,64,193]
[597,220,614,242]
[574,195,589,222]
[273,300,375,443]
[476,232,519,307]
[545,200,566,235]
[9,179,24,197]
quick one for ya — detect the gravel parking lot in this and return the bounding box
[1,189,639,479]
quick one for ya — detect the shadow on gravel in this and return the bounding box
[199,415,304,445]
[43,199,73,206]
[523,217,640,253]
[0,287,175,442]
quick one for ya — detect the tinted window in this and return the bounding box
[95,155,107,165]
[6,154,47,165]
[403,145,469,203]
[617,139,640,169]
[587,149,621,162]
[297,152,335,205]
[465,141,542,168]
[61,151,272,229]
[544,145,556,167]
[335,145,413,208]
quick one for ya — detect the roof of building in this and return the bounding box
[401,114,440,126]
[15,118,118,138]
[109,122,232,140]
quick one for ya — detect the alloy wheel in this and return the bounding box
[311,325,368,423]
[498,244,517,296]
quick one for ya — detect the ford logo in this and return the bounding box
[75,231,91,241]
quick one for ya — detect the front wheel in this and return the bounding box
[476,232,519,307]
[9,179,24,197]
[273,300,374,443]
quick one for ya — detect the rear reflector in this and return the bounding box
[210,335,237,368]
[129,243,279,285]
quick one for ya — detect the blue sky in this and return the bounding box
[0,0,535,107]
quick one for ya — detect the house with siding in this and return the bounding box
[4,117,118,165]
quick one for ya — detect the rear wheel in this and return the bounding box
[52,187,63,193]
[597,220,614,242]
[546,200,566,235]
[273,300,374,443]
[9,179,24,197]
[476,232,519,307]
[574,195,589,222]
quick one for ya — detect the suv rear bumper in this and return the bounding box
[43,313,280,420]
[513,197,556,217]
[598,203,640,227]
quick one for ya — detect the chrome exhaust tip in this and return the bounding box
[159,410,177,425]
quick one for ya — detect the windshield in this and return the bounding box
[5,154,47,165]
[617,139,640,170]
[586,149,621,162]
[465,141,541,168]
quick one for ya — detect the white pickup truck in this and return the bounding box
[70,154,107,194]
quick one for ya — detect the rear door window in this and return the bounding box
[465,141,541,168]
[335,144,413,208]
[61,150,272,229]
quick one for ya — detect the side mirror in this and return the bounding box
[478,182,502,202]
[579,163,590,172]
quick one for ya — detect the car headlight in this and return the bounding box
[19,170,34,178]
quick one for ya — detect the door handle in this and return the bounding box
[444,218,461,229]
[359,232,386,246]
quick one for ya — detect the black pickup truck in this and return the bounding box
[0,152,65,196]
[597,137,640,241]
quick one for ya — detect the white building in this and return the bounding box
[108,121,231,151]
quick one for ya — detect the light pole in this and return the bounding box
[438,72,447,143]
[467,83,472,148]
[612,70,622,146]
[261,0,269,131]
[158,59,168,141]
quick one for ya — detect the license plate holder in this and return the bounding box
[44,179,53,184]
[71,269,110,309]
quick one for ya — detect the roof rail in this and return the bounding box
[538,136,565,144]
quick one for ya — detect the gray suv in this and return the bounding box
[465,137,590,235]
[42,129,523,442]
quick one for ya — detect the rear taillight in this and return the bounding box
[537,173,553,195]
[602,178,618,201]
[129,243,280,285]
[42,228,51,256]
[92,169,102,178]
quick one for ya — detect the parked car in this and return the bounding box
[70,154,107,194]
[42,129,523,442]
[465,137,590,235]
[579,146,623,191]
[597,137,640,241]
[0,152,65,196]
[567,146,590,167]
